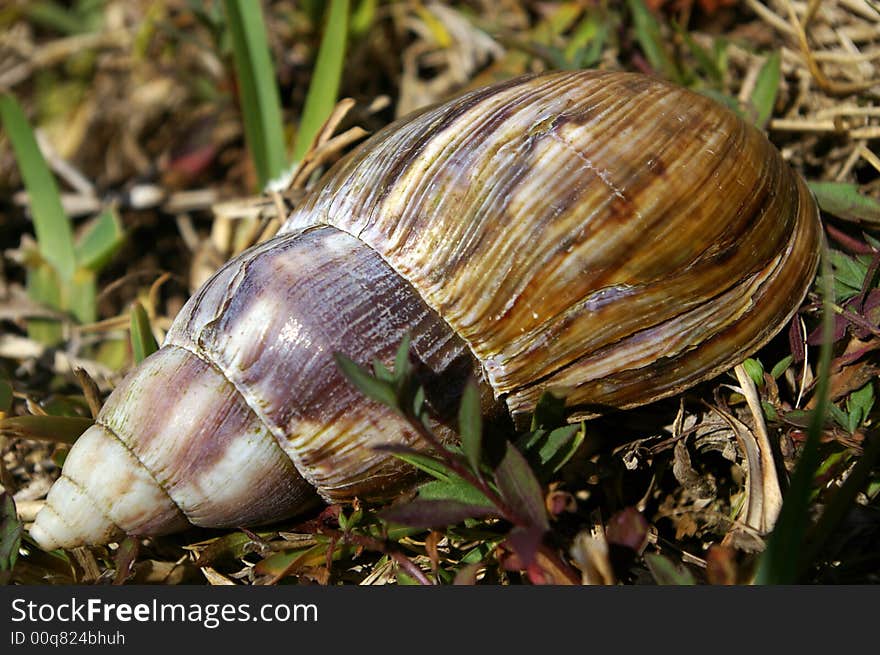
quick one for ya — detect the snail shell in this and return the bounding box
[31,70,820,550]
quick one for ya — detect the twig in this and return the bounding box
[734,364,784,532]
[320,526,433,585]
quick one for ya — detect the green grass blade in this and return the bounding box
[222,0,288,189]
[458,381,482,475]
[0,94,76,282]
[754,245,834,584]
[129,301,159,365]
[751,51,781,129]
[627,0,682,83]
[74,207,125,272]
[349,0,377,38]
[292,0,350,163]
[68,269,97,324]
[26,263,63,344]
[677,28,723,86]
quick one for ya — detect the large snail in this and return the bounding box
[30,70,820,551]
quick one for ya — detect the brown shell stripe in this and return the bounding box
[165,226,485,503]
[282,70,820,418]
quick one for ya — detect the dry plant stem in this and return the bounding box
[860,145,880,173]
[704,400,766,533]
[319,526,433,585]
[0,29,130,89]
[73,368,102,419]
[745,0,796,35]
[783,0,878,95]
[734,364,783,532]
[201,567,236,585]
[836,144,866,180]
[288,127,370,190]
[287,98,360,190]
[14,499,44,523]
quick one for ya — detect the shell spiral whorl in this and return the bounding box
[31,70,820,550]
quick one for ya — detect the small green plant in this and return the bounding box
[335,336,585,583]
[129,301,159,365]
[0,94,124,345]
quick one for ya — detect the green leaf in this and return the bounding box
[222,0,288,189]
[334,352,399,410]
[382,447,455,482]
[828,249,868,295]
[417,478,494,508]
[292,0,350,163]
[0,492,23,582]
[761,401,778,422]
[349,0,377,39]
[863,233,880,251]
[26,262,62,344]
[380,499,495,528]
[69,268,97,324]
[808,181,880,223]
[563,13,609,69]
[495,441,549,531]
[644,553,696,585]
[530,391,568,431]
[459,381,482,474]
[712,38,729,76]
[846,382,874,433]
[74,208,125,272]
[751,51,781,128]
[0,94,76,282]
[771,355,793,380]
[742,358,765,387]
[393,332,412,383]
[371,359,394,383]
[516,424,585,477]
[676,26,723,85]
[698,88,744,116]
[129,301,159,365]
[411,385,426,419]
[460,541,496,565]
[252,544,328,579]
[627,0,681,83]
[828,403,849,431]
[24,1,102,35]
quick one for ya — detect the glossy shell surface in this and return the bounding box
[31,70,820,550]
[283,70,820,418]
